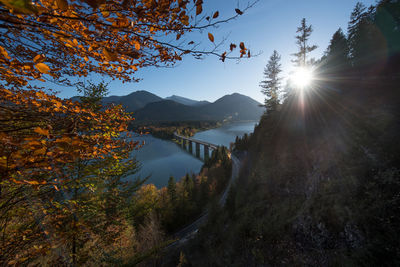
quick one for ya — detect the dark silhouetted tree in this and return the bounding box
[167,176,177,205]
[323,28,350,74]
[348,2,368,66]
[374,0,400,74]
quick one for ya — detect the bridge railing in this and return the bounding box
[173,133,218,149]
[173,132,219,161]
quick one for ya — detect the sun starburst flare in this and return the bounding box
[292,67,314,88]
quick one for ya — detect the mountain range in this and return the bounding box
[72,91,264,122]
[165,95,210,107]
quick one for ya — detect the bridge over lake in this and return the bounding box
[173,133,218,161]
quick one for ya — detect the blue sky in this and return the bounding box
[50,0,376,103]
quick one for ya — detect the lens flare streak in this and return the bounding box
[292,67,314,88]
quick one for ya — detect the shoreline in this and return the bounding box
[130,120,258,188]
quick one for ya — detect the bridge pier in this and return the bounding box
[196,143,200,158]
[204,145,209,161]
[174,133,218,162]
[181,138,186,149]
[189,140,193,153]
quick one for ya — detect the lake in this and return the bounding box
[130,121,258,188]
[192,121,258,147]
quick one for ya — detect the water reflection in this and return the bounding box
[129,121,258,188]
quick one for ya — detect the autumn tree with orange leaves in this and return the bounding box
[0,0,255,264]
[0,0,254,88]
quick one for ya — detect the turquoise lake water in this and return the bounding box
[130,121,258,188]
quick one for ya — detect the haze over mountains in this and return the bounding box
[73,90,264,122]
[165,95,210,107]
[102,90,162,112]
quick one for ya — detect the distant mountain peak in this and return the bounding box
[165,95,210,107]
[71,90,263,122]
[135,92,263,122]
[100,90,162,112]
[222,92,250,98]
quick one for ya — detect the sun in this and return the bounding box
[291,67,314,88]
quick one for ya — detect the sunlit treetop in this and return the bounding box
[0,0,255,88]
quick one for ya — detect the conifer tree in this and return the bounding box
[77,81,109,111]
[326,29,349,62]
[347,2,386,70]
[167,176,177,204]
[260,50,282,113]
[60,82,140,265]
[292,18,318,67]
[347,2,368,66]
[323,28,350,73]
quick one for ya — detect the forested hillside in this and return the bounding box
[165,95,210,107]
[73,91,264,122]
[133,93,264,122]
[102,90,163,112]
[177,1,400,266]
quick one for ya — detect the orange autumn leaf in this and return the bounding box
[33,54,42,62]
[2,88,12,95]
[0,45,10,59]
[103,48,117,61]
[213,11,219,19]
[35,63,50,74]
[221,51,227,62]
[235,8,243,15]
[135,42,140,50]
[11,178,23,184]
[196,4,202,15]
[33,147,46,155]
[28,140,41,146]
[34,127,49,136]
[24,180,40,185]
[101,10,109,17]
[54,100,62,109]
[208,33,214,43]
[56,0,68,11]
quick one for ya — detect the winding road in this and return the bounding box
[168,153,241,246]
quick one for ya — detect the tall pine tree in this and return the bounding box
[260,50,282,113]
[292,18,318,67]
[347,2,368,66]
[323,28,350,74]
